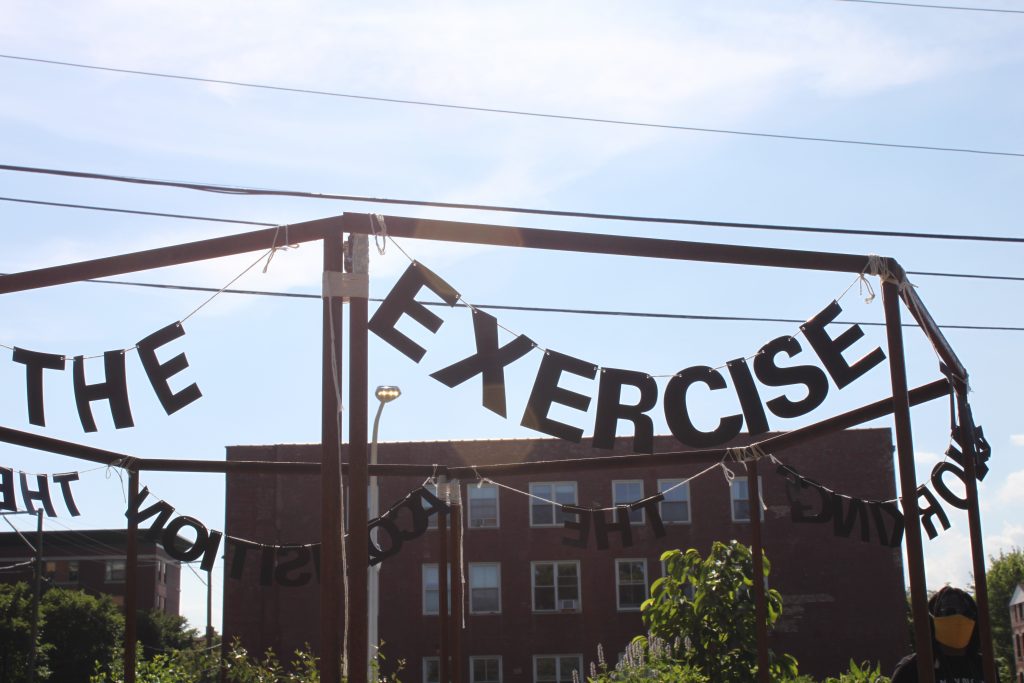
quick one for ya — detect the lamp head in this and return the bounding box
[375,385,401,403]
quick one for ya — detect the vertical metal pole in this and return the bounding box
[956,397,998,683]
[438,476,450,683]
[28,509,42,683]
[206,568,215,683]
[747,462,770,683]
[125,469,139,683]
[348,235,370,683]
[882,282,935,683]
[321,230,345,683]
[449,483,463,683]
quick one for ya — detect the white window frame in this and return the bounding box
[731,476,764,522]
[657,479,691,524]
[615,558,648,611]
[422,564,451,615]
[469,562,501,614]
[423,657,440,683]
[612,480,644,524]
[467,483,500,529]
[470,655,502,683]
[105,559,126,582]
[531,560,581,613]
[425,483,449,530]
[529,482,578,527]
[532,654,583,683]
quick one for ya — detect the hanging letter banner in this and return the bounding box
[0,466,81,518]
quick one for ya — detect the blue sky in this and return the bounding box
[1,0,1022,631]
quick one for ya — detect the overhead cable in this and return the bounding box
[1,168,1023,245]
[835,0,1024,14]
[0,53,1020,159]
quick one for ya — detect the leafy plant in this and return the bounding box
[641,540,799,682]
[821,659,889,683]
[587,636,709,682]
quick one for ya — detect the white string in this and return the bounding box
[262,224,298,274]
[182,249,272,323]
[371,215,388,255]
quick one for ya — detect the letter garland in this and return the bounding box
[369,247,895,452]
[0,464,88,517]
[775,395,991,546]
[476,457,729,551]
[0,228,296,433]
[125,484,448,587]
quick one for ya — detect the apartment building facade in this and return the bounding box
[223,429,908,681]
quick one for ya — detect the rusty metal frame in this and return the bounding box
[0,211,995,683]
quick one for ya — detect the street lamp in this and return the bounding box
[369,385,400,677]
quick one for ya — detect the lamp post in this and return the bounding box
[369,385,400,678]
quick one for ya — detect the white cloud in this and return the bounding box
[915,451,942,466]
[1011,434,1024,446]
[996,470,1024,506]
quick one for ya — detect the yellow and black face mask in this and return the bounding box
[933,614,975,650]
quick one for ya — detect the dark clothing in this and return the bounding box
[891,652,993,683]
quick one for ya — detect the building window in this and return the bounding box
[68,561,79,582]
[468,483,499,528]
[423,657,440,683]
[533,655,582,683]
[106,559,126,582]
[616,559,648,611]
[532,561,580,612]
[469,563,501,614]
[658,479,690,524]
[425,483,449,530]
[529,482,577,527]
[612,480,644,524]
[731,477,764,522]
[422,564,451,615]
[44,561,57,576]
[470,656,502,683]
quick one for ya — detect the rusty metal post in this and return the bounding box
[882,281,935,683]
[449,482,464,683]
[747,461,770,683]
[348,232,370,683]
[321,230,345,683]
[125,469,139,683]
[438,476,450,683]
[956,397,998,683]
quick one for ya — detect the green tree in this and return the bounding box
[983,547,1024,682]
[0,581,50,681]
[41,588,124,683]
[136,609,200,660]
[641,540,798,682]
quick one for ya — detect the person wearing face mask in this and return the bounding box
[891,586,997,682]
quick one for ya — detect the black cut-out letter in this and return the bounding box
[561,506,591,548]
[753,336,829,418]
[274,547,312,587]
[664,366,743,448]
[869,501,905,547]
[0,467,16,512]
[136,322,202,415]
[73,352,134,432]
[20,473,56,517]
[521,350,597,442]
[368,517,404,566]
[260,546,276,586]
[832,494,870,542]
[12,348,65,427]
[630,494,666,538]
[126,487,176,543]
[226,538,257,580]
[368,263,460,362]
[777,465,832,523]
[930,461,969,510]
[916,486,951,540]
[51,472,81,516]
[593,507,633,550]
[800,301,886,389]
[161,516,214,563]
[593,368,658,453]
[726,358,769,436]
[429,309,535,417]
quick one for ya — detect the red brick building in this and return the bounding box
[0,528,181,614]
[223,429,908,681]
[1011,584,1024,683]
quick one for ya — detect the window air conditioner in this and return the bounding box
[559,599,578,611]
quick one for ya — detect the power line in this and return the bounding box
[2,167,1024,245]
[0,196,274,226]
[43,274,1024,332]
[1,53,1021,159]
[835,0,1024,13]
